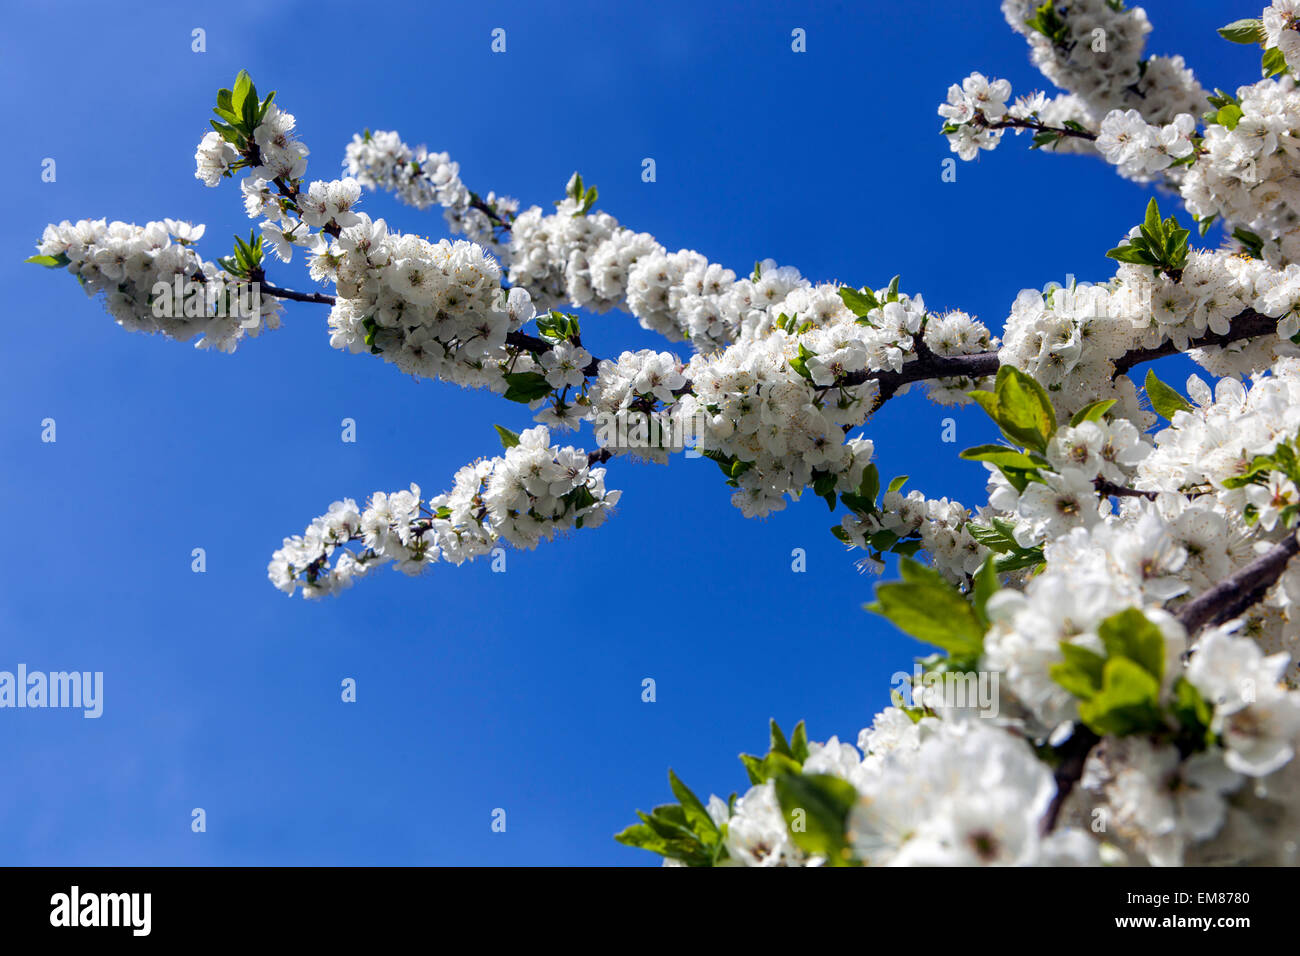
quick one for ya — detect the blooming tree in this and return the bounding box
[30,1,1300,866]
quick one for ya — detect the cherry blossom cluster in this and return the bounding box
[951,4,1300,270]
[584,283,995,517]
[838,487,990,579]
[677,717,1097,867]
[36,28,1300,869]
[310,215,538,390]
[268,425,619,598]
[999,0,1208,132]
[507,194,799,350]
[33,218,282,352]
[348,134,822,352]
[978,513,1300,865]
[1095,109,1196,180]
[996,252,1300,420]
[1265,0,1300,69]
[694,485,1300,865]
[196,101,309,187]
[938,72,1052,160]
[1181,78,1300,266]
[342,130,517,259]
[200,109,539,390]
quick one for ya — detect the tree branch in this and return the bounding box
[256,284,1281,416]
[1176,532,1300,636]
[1041,726,1100,835]
[260,283,337,305]
[1112,310,1278,376]
[1094,478,1157,500]
[984,117,1097,142]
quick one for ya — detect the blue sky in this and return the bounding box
[0,0,1255,864]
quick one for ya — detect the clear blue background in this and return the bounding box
[0,0,1254,864]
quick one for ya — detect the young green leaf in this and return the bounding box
[1097,607,1165,681]
[1218,18,1264,45]
[1069,398,1116,426]
[1144,369,1193,421]
[493,424,521,449]
[773,773,859,866]
[502,371,553,403]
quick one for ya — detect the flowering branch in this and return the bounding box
[1177,531,1300,635]
[1112,310,1281,376]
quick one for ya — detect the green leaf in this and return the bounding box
[1106,243,1160,266]
[1069,399,1116,426]
[967,389,999,421]
[788,343,815,381]
[1050,642,1108,700]
[1218,18,1264,45]
[502,371,553,403]
[210,119,243,145]
[668,769,719,842]
[1263,46,1289,78]
[959,444,1043,470]
[769,719,793,759]
[230,71,253,125]
[972,556,999,625]
[886,474,909,494]
[739,750,802,784]
[1144,368,1193,421]
[773,773,859,866]
[993,547,1044,573]
[25,253,68,267]
[838,286,879,319]
[493,424,520,449]
[993,366,1057,452]
[256,90,277,126]
[563,484,598,513]
[1233,228,1265,259]
[869,558,985,657]
[859,463,880,505]
[1097,607,1165,680]
[1143,197,1163,241]
[790,720,810,763]
[535,310,580,343]
[1172,677,1215,747]
[739,753,765,786]
[1077,656,1164,737]
[895,558,942,588]
[1216,103,1244,131]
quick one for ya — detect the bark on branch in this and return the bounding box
[1176,532,1300,636]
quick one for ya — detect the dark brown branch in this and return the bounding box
[1041,727,1100,835]
[260,283,337,305]
[858,349,1001,410]
[1176,532,1300,636]
[1041,530,1300,835]
[983,117,1097,142]
[1094,478,1157,500]
[257,285,1281,414]
[1113,309,1277,376]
